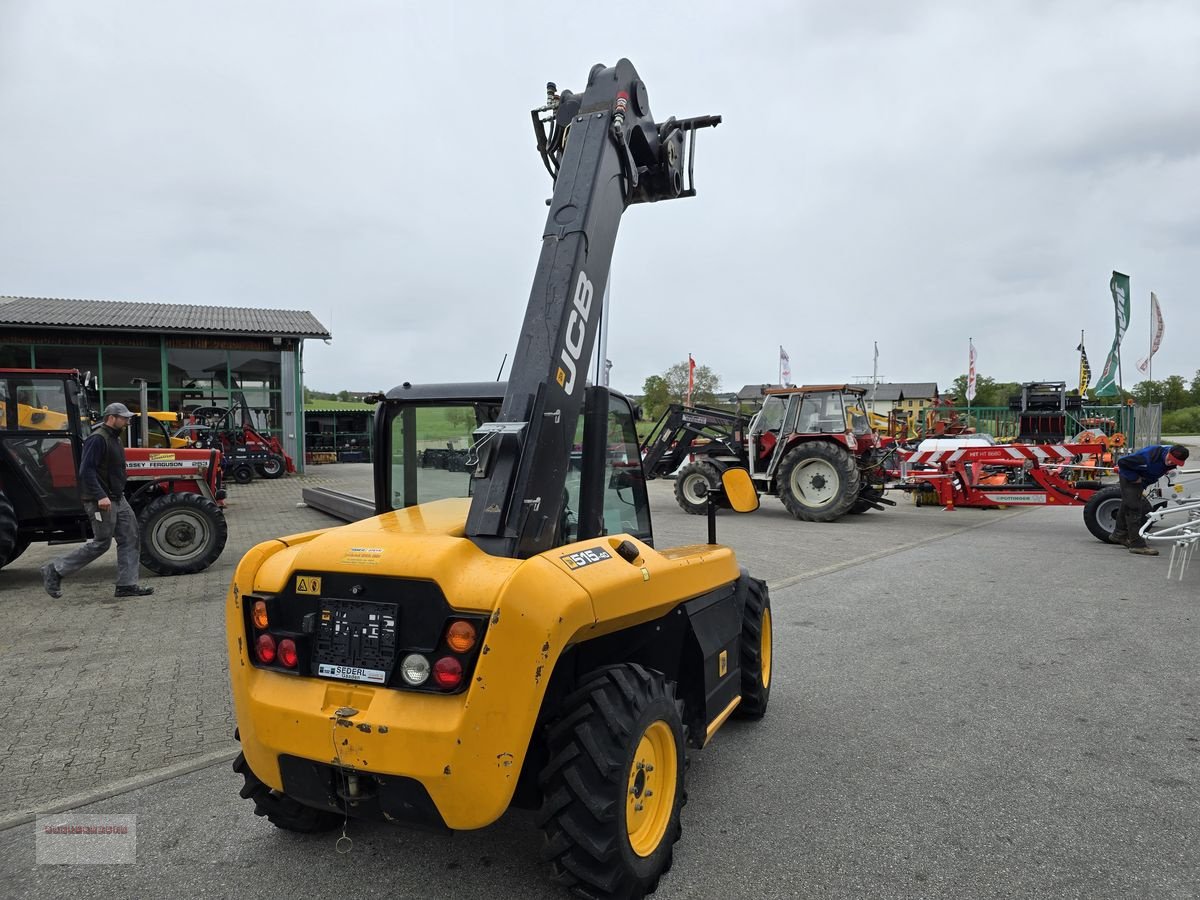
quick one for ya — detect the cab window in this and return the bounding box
[388,402,499,508]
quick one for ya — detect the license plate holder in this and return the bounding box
[313,599,399,685]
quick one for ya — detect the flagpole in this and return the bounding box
[778,345,782,386]
[966,337,972,425]
[1079,329,1085,398]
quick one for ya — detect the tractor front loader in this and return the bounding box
[226,60,771,899]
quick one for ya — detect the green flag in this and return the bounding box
[1092,271,1131,396]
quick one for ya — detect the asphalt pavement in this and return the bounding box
[1,461,1197,899]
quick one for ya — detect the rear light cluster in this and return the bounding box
[398,619,478,691]
[251,600,301,671]
[245,595,484,693]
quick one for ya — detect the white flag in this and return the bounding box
[1136,292,1164,374]
[966,340,977,402]
[780,346,791,383]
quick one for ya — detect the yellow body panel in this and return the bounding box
[226,499,741,830]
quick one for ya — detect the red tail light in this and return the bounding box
[432,656,463,689]
[278,638,298,668]
[255,634,277,664]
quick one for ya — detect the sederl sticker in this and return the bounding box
[560,547,612,571]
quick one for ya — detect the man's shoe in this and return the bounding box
[41,563,63,598]
[114,584,154,597]
[1129,546,1160,556]
[1110,531,1129,546]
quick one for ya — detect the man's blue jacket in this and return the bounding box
[1116,445,1178,485]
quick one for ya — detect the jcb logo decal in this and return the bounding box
[560,547,612,570]
[555,270,594,395]
[295,576,322,595]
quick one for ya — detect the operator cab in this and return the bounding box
[372,381,652,550]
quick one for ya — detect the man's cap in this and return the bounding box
[1168,444,1190,460]
[103,402,134,419]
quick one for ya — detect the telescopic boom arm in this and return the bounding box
[465,58,720,559]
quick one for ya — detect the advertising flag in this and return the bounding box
[966,340,977,402]
[1092,271,1131,396]
[1135,292,1164,374]
[779,346,791,384]
[687,354,695,405]
[1077,341,1091,394]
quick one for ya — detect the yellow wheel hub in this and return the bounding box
[626,720,678,858]
[760,606,772,689]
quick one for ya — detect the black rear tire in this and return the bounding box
[0,491,19,569]
[138,492,228,575]
[256,454,286,479]
[231,464,255,485]
[538,664,686,900]
[776,442,861,522]
[233,752,342,833]
[734,575,772,720]
[1083,485,1124,543]
[673,461,719,516]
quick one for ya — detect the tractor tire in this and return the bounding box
[1083,485,1153,544]
[776,442,861,522]
[538,664,687,900]
[231,463,255,485]
[0,491,20,570]
[233,752,341,833]
[673,462,720,516]
[734,574,772,720]
[256,454,286,479]
[138,492,228,575]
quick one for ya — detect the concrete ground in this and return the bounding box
[1,457,1197,899]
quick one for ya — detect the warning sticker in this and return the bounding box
[342,547,384,566]
[295,575,322,595]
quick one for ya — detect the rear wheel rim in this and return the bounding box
[760,606,772,689]
[626,720,678,858]
[150,509,211,562]
[790,458,840,507]
[1098,497,1121,534]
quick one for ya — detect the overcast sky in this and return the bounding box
[2,1,1197,397]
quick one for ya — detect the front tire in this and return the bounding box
[673,461,719,516]
[233,752,341,833]
[538,665,686,900]
[734,575,772,719]
[776,442,861,522]
[138,492,228,575]
[256,454,286,479]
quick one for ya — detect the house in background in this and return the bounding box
[864,382,940,418]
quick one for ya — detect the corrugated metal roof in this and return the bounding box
[869,382,939,402]
[0,296,331,338]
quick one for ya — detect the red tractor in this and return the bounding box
[0,368,228,575]
[643,385,894,522]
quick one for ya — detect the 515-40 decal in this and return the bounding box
[560,547,611,570]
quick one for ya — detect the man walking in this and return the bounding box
[41,402,155,598]
[1112,443,1190,556]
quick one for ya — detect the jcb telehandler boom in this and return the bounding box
[226,59,770,900]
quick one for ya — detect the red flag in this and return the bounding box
[687,354,696,405]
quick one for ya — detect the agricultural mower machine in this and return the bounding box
[642,385,894,522]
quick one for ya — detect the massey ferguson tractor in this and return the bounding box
[225,59,771,900]
[0,368,228,576]
[643,385,894,522]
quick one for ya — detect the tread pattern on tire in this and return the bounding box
[537,664,687,900]
[734,575,771,720]
[233,752,342,833]
[0,492,18,568]
[138,491,228,575]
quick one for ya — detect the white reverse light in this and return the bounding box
[401,653,430,686]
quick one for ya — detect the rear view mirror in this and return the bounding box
[722,468,759,513]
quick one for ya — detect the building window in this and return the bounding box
[32,345,100,377]
[101,346,163,413]
[0,345,32,367]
